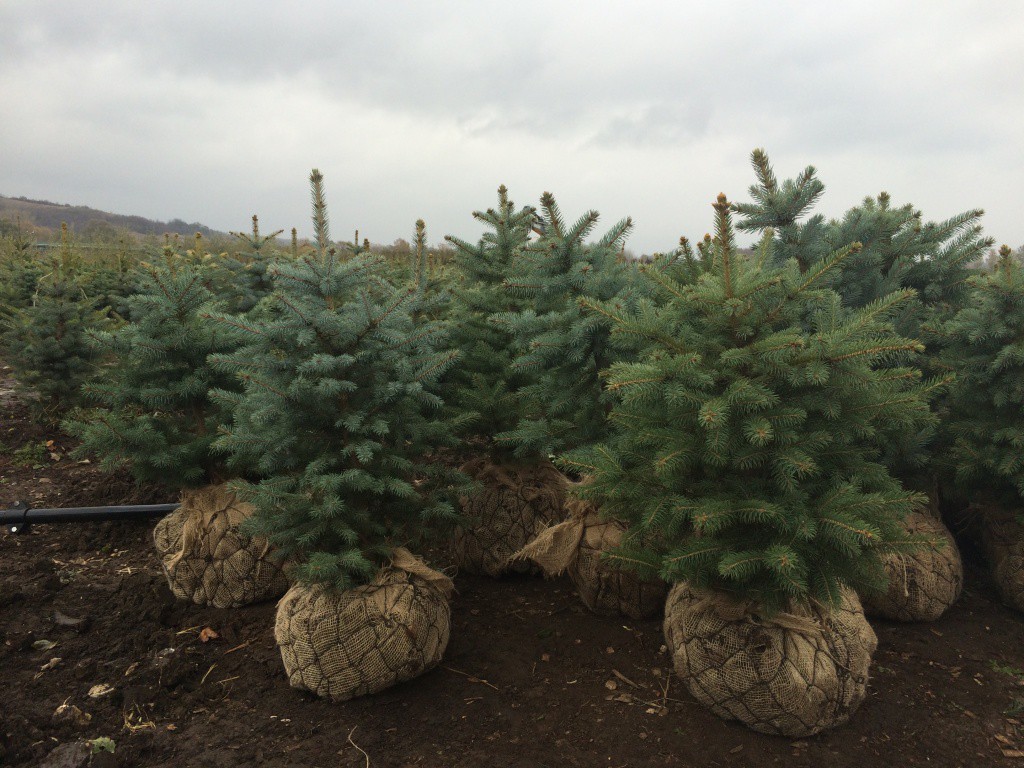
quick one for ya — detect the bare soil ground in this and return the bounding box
[2,366,1024,767]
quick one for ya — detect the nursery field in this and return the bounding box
[2,369,1024,767]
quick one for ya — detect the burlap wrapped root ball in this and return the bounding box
[153,485,289,608]
[664,583,877,737]
[451,459,566,577]
[275,549,453,701]
[861,510,963,622]
[981,509,1024,613]
[515,501,667,619]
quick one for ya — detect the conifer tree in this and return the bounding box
[64,225,145,321]
[1,223,106,416]
[734,149,990,330]
[939,246,1024,613]
[734,150,989,475]
[179,231,234,301]
[345,229,371,257]
[412,219,428,291]
[0,215,34,256]
[209,169,465,589]
[565,194,937,613]
[497,192,635,456]
[78,244,141,321]
[406,219,451,323]
[941,246,1024,508]
[0,248,45,324]
[63,254,240,487]
[226,215,286,313]
[444,186,537,453]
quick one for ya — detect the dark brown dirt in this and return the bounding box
[3,368,1024,767]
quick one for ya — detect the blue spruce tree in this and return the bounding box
[210,170,465,589]
[565,193,936,612]
[64,251,240,487]
[496,191,635,458]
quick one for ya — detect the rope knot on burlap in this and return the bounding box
[153,484,289,608]
[514,496,668,619]
[451,458,566,577]
[274,548,453,702]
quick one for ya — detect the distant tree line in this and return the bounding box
[0,194,221,239]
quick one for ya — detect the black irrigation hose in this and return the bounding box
[1,501,180,534]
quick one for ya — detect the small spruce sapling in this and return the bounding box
[77,235,142,321]
[942,246,1024,509]
[444,186,538,455]
[225,215,286,313]
[496,192,635,457]
[209,169,466,589]
[939,246,1024,612]
[64,254,240,487]
[1,223,107,416]
[734,149,986,476]
[565,194,937,613]
[734,148,990,332]
[443,189,580,576]
[0,251,45,324]
[407,219,453,324]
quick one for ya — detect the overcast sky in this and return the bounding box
[1,1,1021,254]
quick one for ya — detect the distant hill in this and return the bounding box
[0,194,226,240]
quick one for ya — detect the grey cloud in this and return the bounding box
[1,1,1022,253]
[8,1,1018,156]
[585,100,713,148]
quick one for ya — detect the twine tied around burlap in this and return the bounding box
[275,548,454,702]
[450,458,566,577]
[664,582,877,737]
[153,485,289,608]
[514,498,668,619]
[979,506,1024,614]
[861,510,962,622]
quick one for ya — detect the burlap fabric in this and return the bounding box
[663,583,877,737]
[515,500,667,618]
[153,485,289,608]
[981,508,1024,613]
[275,549,453,701]
[451,458,566,577]
[862,511,963,622]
